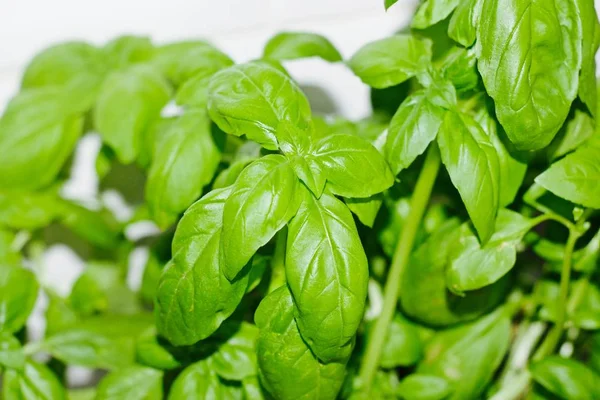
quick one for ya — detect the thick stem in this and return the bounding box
[533,229,579,361]
[358,145,441,392]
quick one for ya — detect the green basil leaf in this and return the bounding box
[439,46,479,93]
[418,309,511,400]
[211,322,258,381]
[135,329,181,370]
[448,0,481,47]
[446,209,531,292]
[2,361,66,400]
[312,134,394,198]
[571,282,600,330]
[156,187,249,345]
[549,110,595,161]
[530,356,600,399]
[213,159,254,190]
[535,145,600,209]
[0,231,21,265]
[263,32,342,62]
[385,0,400,10]
[146,111,221,228]
[288,154,327,198]
[21,42,106,89]
[102,36,154,70]
[437,111,500,243]
[476,0,582,150]
[221,155,302,280]
[152,41,233,87]
[242,376,265,400]
[575,0,600,116]
[38,329,132,369]
[0,88,84,190]
[208,62,312,150]
[59,201,122,249]
[0,332,24,371]
[286,190,368,362]
[140,251,165,305]
[412,0,460,30]
[96,366,163,400]
[385,82,455,175]
[348,35,433,89]
[473,102,527,207]
[255,286,347,399]
[0,189,62,230]
[374,314,423,368]
[0,264,38,333]
[401,219,506,326]
[397,374,452,400]
[94,65,172,163]
[345,194,383,228]
[167,360,224,399]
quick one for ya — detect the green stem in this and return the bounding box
[267,227,288,293]
[533,229,580,360]
[358,145,441,392]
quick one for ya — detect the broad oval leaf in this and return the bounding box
[221,155,302,280]
[0,88,84,190]
[208,62,312,150]
[448,0,481,47]
[312,134,394,198]
[344,194,383,228]
[102,35,154,69]
[255,286,347,400]
[94,65,172,163]
[575,0,600,116]
[286,191,368,362]
[2,361,66,400]
[535,146,600,209]
[476,0,582,150]
[400,219,507,326]
[263,32,342,62]
[385,81,455,175]
[0,332,24,371]
[0,264,38,333]
[146,111,221,228]
[412,0,460,29]
[155,187,250,345]
[549,109,595,161]
[96,366,163,400]
[446,209,531,292]
[0,189,62,230]
[437,111,500,243]
[417,309,511,400]
[530,356,600,399]
[21,42,106,89]
[374,314,423,368]
[348,35,433,89]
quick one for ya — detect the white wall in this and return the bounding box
[0,0,419,116]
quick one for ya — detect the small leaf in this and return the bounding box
[210,322,258,381]
[535,146,600,209]
[385,81,455,175]
[446,209,531,292]
[286,190,368,362]
[221,155,302,280]
[437,111,500,243]
[348,35,433,89]
[146,110,221,228]
[448,0,481,47]
[168,360,225,399]
[94,65,172,163]
[135,329,181,370]
[575,0,600,116]
[0,264,38,333]
[208,62,312,150]
[374,314,423,368]
[102,36,154,69]
[0,189,62,230]
[263,32,342,62]
[156,188,250,345]
[255,286,347,399]
[0,333,24,371]
[397,374,452,400]
[345,194,384,228]
[312,134,394,198]
[530,356,600,399]
[96,366,163,400]
[412,0,460,30]
[549,110,596,161]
